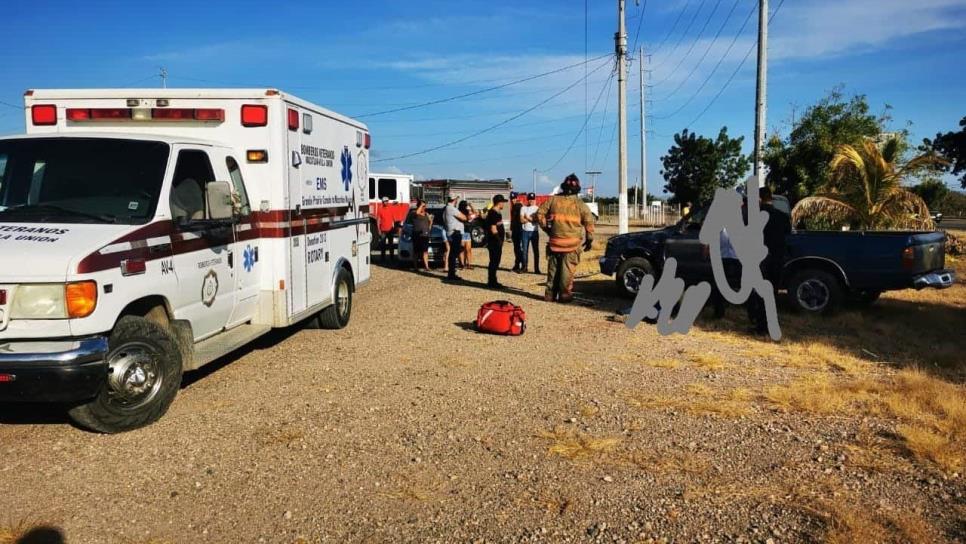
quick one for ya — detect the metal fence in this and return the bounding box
[597,203,681,227]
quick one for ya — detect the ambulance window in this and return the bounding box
[170,150,214,222]
[377,178,397,200]
[225,157,252,217]
[368,177,375,200]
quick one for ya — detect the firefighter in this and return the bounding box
[536,173,595,303]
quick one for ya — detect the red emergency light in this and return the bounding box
[90,108,132,120]
[31,104,57,126]
[364,133,371,150]
[241,104,268,127]
[0,374,15,383]
[287,108,299,131]
[151,108,225,121]
[0,289,6,304]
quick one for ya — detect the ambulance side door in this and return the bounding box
[223,154,259,327]
[167,147,235,340]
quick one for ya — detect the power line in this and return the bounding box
[652,0,745,97]
[652,1,756,119]
[685,0,786,128]
[650,0,693,54]
[358,54,610,119]
[650,0,707,71]
[650,0,725,81]
[374,57,612,163]
[0,99,23,110]
[589,70,618,167]
[629,0,648,60]
[543,64,617,172]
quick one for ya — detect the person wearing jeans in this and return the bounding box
[443,194,468,281]
[519,192,541,274]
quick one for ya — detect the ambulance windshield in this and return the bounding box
[0,138,169,224]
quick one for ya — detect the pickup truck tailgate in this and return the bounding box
[906,232,946,274]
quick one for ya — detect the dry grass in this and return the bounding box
[774,343,869,375]
[620,449,710,475]
[578,403,600,417]
[765,369,966,473]
[689,353,729,370]
[628,385,754,418]
[536,427,621,461]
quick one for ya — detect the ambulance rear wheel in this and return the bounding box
[68,316,183,434]
[317,268,353,329]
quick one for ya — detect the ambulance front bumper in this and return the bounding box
[0,336,109,403]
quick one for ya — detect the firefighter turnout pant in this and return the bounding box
[545,250,580,301]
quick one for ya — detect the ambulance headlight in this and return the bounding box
[10,284,67,319]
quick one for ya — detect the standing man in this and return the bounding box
[485,194,508,288]
[536,174,595,303]
[443,194,468,282]
[519,192,541,274]
[747,187,791,333]
[376,196,397,262]
[509,192,524,272]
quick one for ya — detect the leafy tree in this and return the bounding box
[909,178,950,211]
[923,116,966,188]
[660,127,750,206]
[764,89,890,203]
[940,190,966,217]
[792,138,939,230]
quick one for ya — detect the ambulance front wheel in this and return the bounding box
[316,268,353,329]
[68,316,183,434]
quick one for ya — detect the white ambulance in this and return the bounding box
[0,89,371,432]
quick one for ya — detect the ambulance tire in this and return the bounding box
[68,316,183,434]
[316,268,353,329]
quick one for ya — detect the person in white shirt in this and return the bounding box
[518,192,542,274]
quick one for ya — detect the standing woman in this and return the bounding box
[409,199,432,270]
[459,201,475,269]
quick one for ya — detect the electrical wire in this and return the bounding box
[650,0,693,54]
[373,57,612,163]
[589,71,618,167]
[542,64,617,172]
[0,99,23,110]
[650,0,707,71]
[357,54,610,119]
[650,0,725,80]
[652,0,745,98]
[652,1,756,119]
[684,0,786,128]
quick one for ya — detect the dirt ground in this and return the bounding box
[1,233,964,544]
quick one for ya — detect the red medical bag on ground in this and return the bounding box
[476,301,527,336]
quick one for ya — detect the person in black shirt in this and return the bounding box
[486,194,508,288]
[509,192,524,272]
[747,187,791,333]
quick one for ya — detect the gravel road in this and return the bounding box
[0,244,962,543]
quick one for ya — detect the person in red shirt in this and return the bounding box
[376,196,398,262]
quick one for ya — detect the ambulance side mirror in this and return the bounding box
[206,180,234,221]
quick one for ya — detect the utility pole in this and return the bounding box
[616,0,629,234]
[585,170,601,203]
[753,0,767,185]
[532,168,537,194]
[639,45,647,213]
[159,67,168,89]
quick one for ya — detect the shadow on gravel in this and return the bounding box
[180,324,304,389]
[0,402,71,426]
[14,526,66,544]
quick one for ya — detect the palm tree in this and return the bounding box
[792,138,941,230]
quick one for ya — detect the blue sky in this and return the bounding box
[2,0,965,196]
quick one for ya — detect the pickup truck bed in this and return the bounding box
[600,216,955,314]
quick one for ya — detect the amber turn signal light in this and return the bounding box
[66,281,97,318]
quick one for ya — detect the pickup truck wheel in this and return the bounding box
[316,268,353,329]
[68,316,183,434]
[616,257,654,298]
[789,269,843,315]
